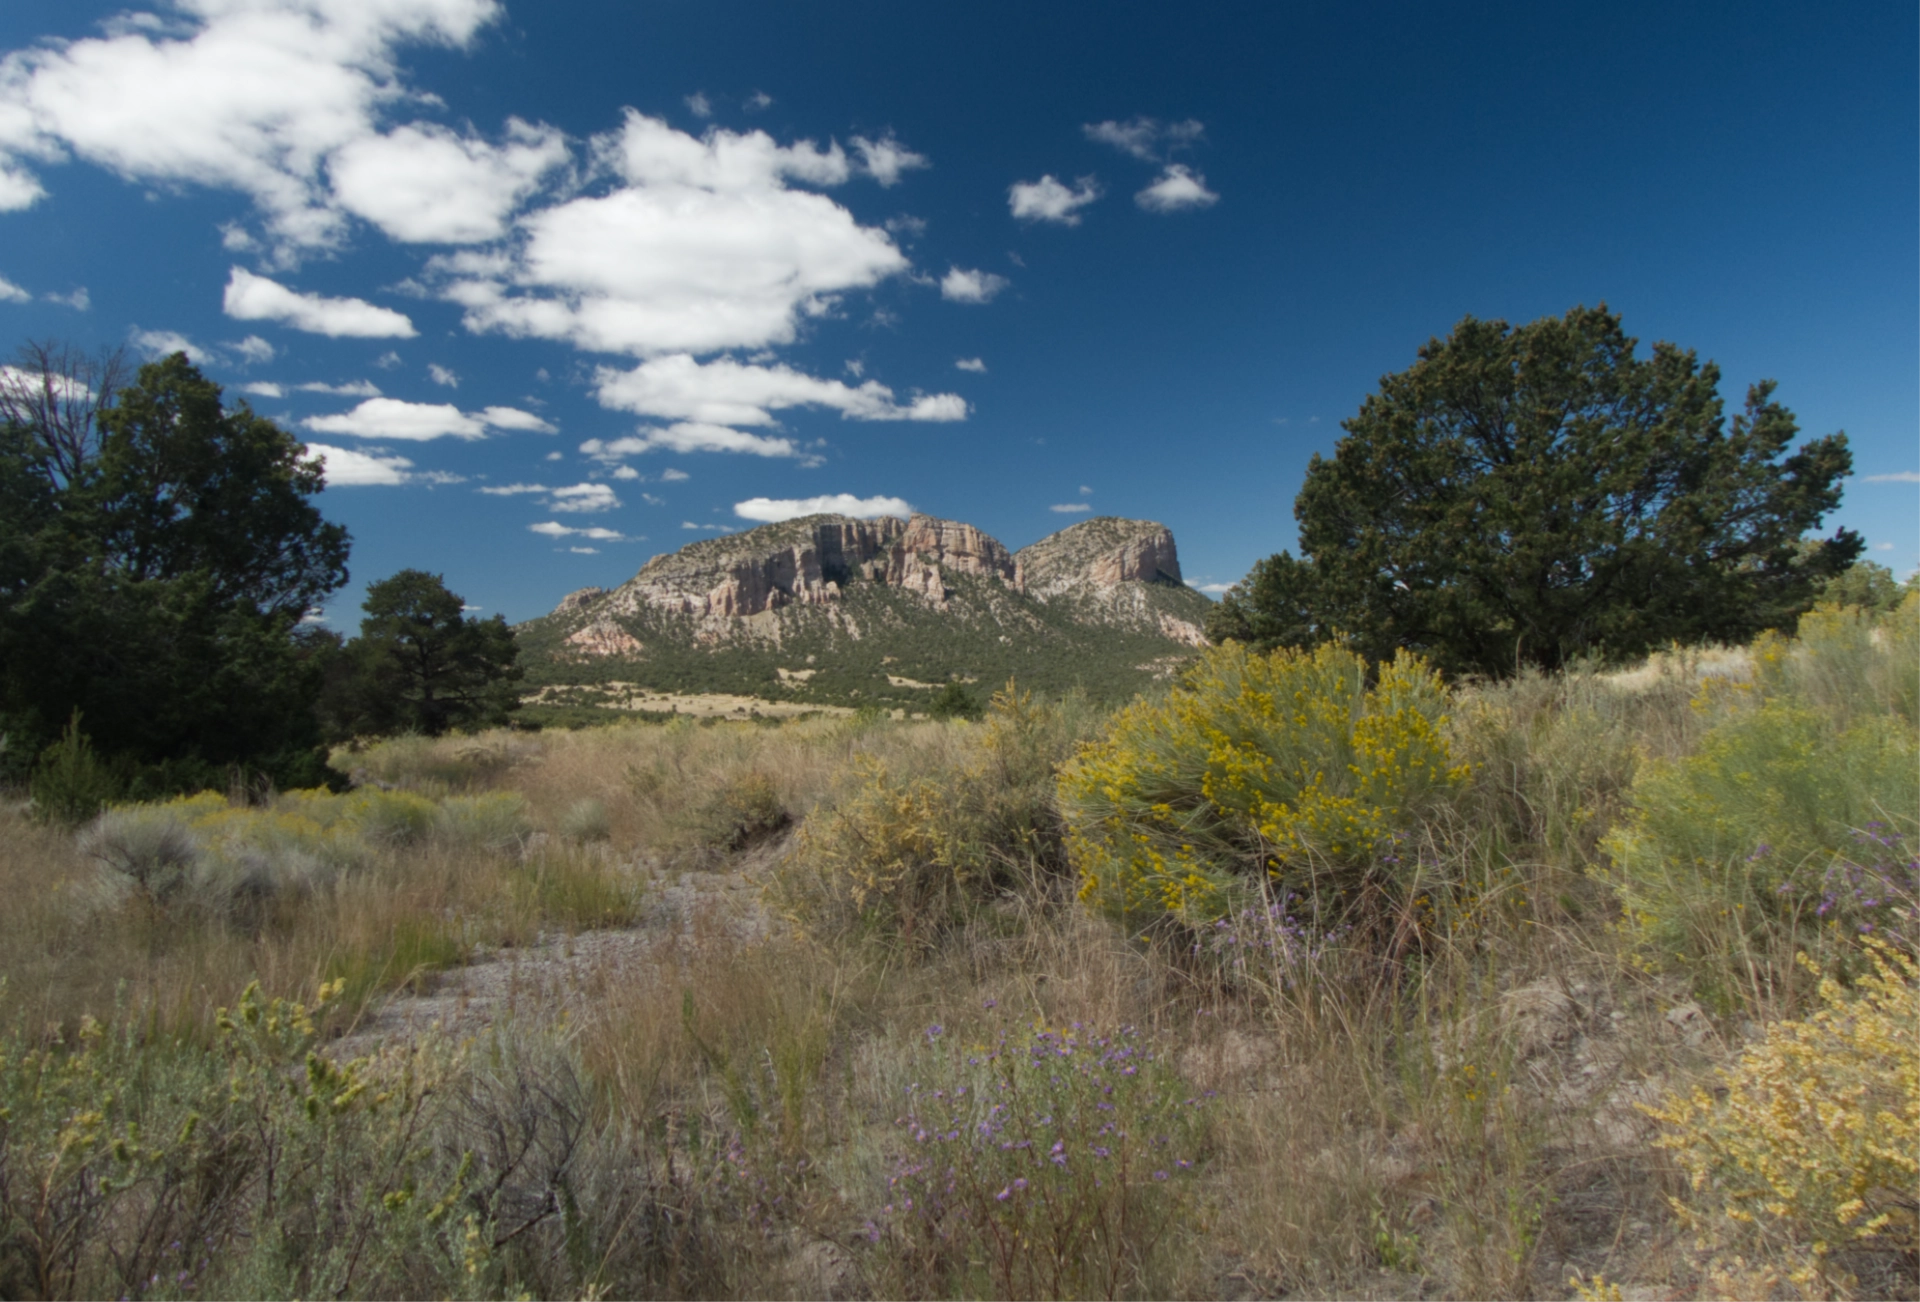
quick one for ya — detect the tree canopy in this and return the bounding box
[322,570,522,739]
[0,347,349,789]
[1208,306,1861,675]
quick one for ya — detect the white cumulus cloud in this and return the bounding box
[530,520,626,540]
[477,482,549,495]
[302,397,548,441]
[428,363,458,387]
[548,482,619,513]
[850,132,927,187]
[593,353,966,427]
[434,111,905,357]
[1009,174,1100,225]
[224,267,416,338]
[304,442,415,487]
[0,0,507,248]
[734,494,912,523]
[306,398,483,440]
[0,276,29,303]
[955,357,986,373]
[1136,164,1218,212]
[1049,502,1092,514]
[940,267,1008,304]
[229,334,275,363]
[329,118,568,244]
[477,404,555,432]
[582,425,800,460]
[130,328,214,363]
[1084,117,1204,162]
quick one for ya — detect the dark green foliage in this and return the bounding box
[0,347,349,790]
[927,680,984,721]
[89,353,348,619]
[325,570,523,738]
[27,711,120,825]
[1818,558,1912,613]
[1216,306,1861,676]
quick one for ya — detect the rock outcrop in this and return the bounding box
[563,618,644,658]
[552,586,607,615]
[578,513,1030,628]
[1016,517,1185,598]
[886,516,1024,607]
[529,511,1211,666]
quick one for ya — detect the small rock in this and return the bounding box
[1664,1001,1710,1047]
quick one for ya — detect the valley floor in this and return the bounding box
[2,618,1914,1300]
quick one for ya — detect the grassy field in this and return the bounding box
[0,601,1913,1300]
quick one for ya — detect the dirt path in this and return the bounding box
[325,840,783,1061]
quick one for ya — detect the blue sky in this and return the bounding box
[0,0,1913,625]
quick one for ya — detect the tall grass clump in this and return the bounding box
[1604,596,1920,1008]
[1059,643,1467,936]
[0,982,717,1300]
[859,1013,1210,1300]
[1643,940,1920,1298]
[772,685,1097,950]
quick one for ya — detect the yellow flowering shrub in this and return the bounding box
[1058,643,1467,930]
[1644,941,1920,1295]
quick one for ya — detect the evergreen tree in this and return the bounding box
[329,570,522,738]
[0,347,349,788]
[1210,306,1860,675]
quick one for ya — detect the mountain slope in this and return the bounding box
[514,513,1213,714]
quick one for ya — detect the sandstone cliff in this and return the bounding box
[1016,516,1184,597]
[552,513,1030,627]
[522,512,1213,700]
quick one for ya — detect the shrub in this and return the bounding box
[678,770,790,852]
[1604,599,1919,1004]
[432,791,533,854]
[1058,643,1466,933]
[28,713,120,826]
[773,685,1092,949]
[861,1014,1209,1299]
[0,982,695,1300]
[557,796,611,842]
[1643,941,1920,1296]
[77,805,199,904]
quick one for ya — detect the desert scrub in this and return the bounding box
[772,685,1093,949]
[861,1014,1210,1300]
[1604,598,1920,1004]
[675,769,791,852]
[1643,941,1920,1298]
[0,982,694,1300]
[1059,642,1466,933]
[78,787,526,927]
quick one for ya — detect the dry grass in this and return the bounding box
[0,628,1914,1299]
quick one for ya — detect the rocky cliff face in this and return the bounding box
[1015,518,1206,644]
[583,516,902,624]
[553,513,1034,628]
[1016,517,1184,596]
[534,511,1211,666]
[553,586,607,614]
[886,515,1024,606]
